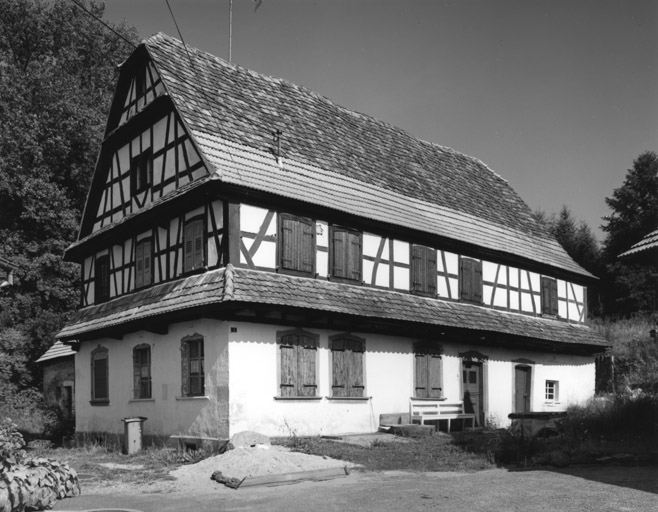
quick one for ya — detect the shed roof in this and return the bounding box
[115,33,592,279]
[36,341,75,363]
[57,265,606,349]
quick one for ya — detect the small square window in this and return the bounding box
[545,380,559,402]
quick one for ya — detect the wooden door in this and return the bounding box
[514,365,532,413]
[462,362,483,426]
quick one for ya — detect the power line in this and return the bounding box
[67,0,137,48]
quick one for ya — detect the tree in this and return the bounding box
[601,151,658,315]
[602,151,658,260]
[0,0,138,385]
[534,206,602,276]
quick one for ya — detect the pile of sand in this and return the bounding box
[169,445,352,492]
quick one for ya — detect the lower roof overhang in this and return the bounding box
[57,265,608,356]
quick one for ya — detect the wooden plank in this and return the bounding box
[239,466,349,488]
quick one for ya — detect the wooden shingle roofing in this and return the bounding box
[36,341,75,363]
[618,229,658,258]
[57,265,606,348]
[139,33,593,279]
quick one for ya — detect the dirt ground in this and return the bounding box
[53,465,658,512]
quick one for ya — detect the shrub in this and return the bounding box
[562,393,658,445]
[0,389,57,438]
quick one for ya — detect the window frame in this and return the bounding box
[276,329,319,398]
[459,256,483,304]
[329,226,362,283]
[181,335,205,397]
[277,213,316,277]
[183,216,206,274]
[94,254,110,304]
[541,276,559,316]
[130,149,152,195]
[410,244,438,297]
[133,344,152,400]
[545,380,559,402]
[413,341,443,399]
[134,237,153,290]
[90,345,109,405]
[329,333,366,398]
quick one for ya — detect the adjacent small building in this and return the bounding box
[36,341,76,421]
[57,33,607,443]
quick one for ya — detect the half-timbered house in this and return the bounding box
[58,33,606,442]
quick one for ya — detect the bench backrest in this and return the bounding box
[410,400,465,417]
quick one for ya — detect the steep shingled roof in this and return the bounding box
[57,265,606,349]
[138,33,592,279]
[619,229,658,258]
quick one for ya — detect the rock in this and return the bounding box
[228,431,271,449]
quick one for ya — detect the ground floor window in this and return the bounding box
[277,329,318,397]
[133,344,152,399]
[414,342,443,398]
[330,334,365,397]
[545,380,559,402]
[91,345,109,404]
[181,335,205,396]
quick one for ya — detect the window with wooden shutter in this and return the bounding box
[133,345,152,399]
[91,346,109,403]
[330,334,365,398]
[130,149,152,194]
[134,238,152,289]
[183,218,205,273]
[279,214,315,276]
[277,330,319,397]
[411,245,437,296]
[330,227,362,282]
[459,257,483,303]
[413,342,442,398]
[94,255,110,303]
[540,277,559,316]
[181,335,204,397]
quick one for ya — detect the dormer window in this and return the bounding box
[131,149,152,194]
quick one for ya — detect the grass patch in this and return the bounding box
[274,434,494,472]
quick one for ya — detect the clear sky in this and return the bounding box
[104,0,658,241]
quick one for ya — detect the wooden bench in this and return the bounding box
[410,400,476,432]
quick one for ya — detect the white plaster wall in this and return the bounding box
[228,322,413,437]
[75,318,229,440]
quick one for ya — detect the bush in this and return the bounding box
[562,393,658,445]
[0,389,56,438]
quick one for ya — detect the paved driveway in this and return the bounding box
[53,466,658,512]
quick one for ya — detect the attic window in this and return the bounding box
[131,149,152,194]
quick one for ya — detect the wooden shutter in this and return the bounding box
[348,231,362,281]
[280,336,296,396]
[415,353,428,398]
[473,260,483,303]
[135,242,144,289]
[299,337,317,396]
[541,277,558,315]
[460,258,473,300]
[428,355,442,398]
[280,215,314,275]
[411,245,424,293]
[331,229,347,278]
[332,339,347,397]
[426,249,437,296]
[348,340,364,397]
[183,222,194,273]
[143,241,151,286]
[193,219,204,270]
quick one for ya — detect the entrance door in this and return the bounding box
[514,365,532,413]
[462,362,483,426]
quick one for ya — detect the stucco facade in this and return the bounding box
[75,318,594,439]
